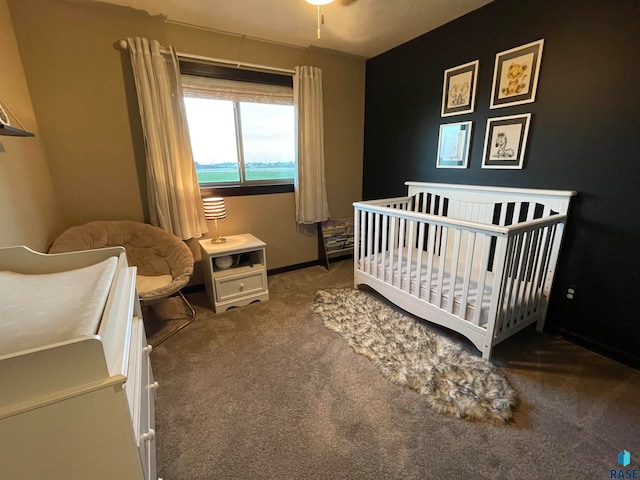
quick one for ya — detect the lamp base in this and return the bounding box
[210,237,227,244]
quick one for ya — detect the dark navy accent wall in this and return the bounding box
[363,0,640,367]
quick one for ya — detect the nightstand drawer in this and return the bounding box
[215,271,266,302]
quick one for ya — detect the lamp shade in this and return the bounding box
[305,0,334,4]
[203,197,226,220]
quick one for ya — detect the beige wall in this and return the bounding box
[0,0,61,251]
[8,0,365,270]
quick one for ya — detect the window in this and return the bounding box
[180,63,295,192]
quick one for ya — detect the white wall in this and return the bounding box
[7,0,364,269]
[0,0,61,251]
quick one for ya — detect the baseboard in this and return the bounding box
[546,326,640,371]
[182,284,205,295]
[267,259,323,276]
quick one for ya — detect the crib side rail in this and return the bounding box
[353,201,512,236]
[491,219,566,344]
[353,200,569,351]
[354,202,509,325]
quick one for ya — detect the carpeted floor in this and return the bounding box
[146,259,640,480]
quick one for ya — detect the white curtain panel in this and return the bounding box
[126,37,207,240]
[293,66,330,224]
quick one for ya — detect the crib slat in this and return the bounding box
[381,215,388,283]
[498,203,508,226]
[481,234,510,356]
[406,220,415,293]
[359,209,366,272]
[522,228,542,317]
[459,231,476,318]
[522,227,541,316]
[498,235,518,333]
[366,211,373,275]
[534,224,557,307]
[513,203,522,224]
[447,229,462,313]
[354,209,359,274]
[389,216,397,286]
[504,232,526,328]
[416,221,426,299]
[529,225,551,311]
[496,235,518,332]
[526,202,536,221]
[373,213,380,278]
[425,223,436,303]
[472,234,491,326]
[397,218,406,288]
[502,233,521,326]
[435,227,449,308]
[513,230,535,323]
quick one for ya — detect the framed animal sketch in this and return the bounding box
[490,39,544,109]
[441,60,479,117]
[436,121,472,168]
[482,114,531,169]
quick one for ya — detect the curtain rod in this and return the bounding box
[119,40,295,76]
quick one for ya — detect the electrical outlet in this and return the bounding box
[565,285,578,300]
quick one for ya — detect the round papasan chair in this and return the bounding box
[49,220,195,345]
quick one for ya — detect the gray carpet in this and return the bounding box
[147,260,640,480]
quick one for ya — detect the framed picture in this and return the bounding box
[437,121,473,169]
[441,60,479,117]
[482,114,531,169]
[490,39,544,109]
[0,103,9,126]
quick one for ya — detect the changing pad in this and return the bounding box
[0,256,118,356]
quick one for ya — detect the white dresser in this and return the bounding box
[0,246,159,480]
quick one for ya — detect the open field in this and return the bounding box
[196,166,294,183]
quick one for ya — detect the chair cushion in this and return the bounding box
[49,220,194,301]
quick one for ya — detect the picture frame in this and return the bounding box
[490,39,544,109]
[482,114,531,169]
[441,60,479,117]
[0,103,10,126]
[436,121,473,169]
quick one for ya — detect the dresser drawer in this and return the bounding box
[214,271,266,302]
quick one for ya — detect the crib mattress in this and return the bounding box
[359,251,500,324]
[0,257,118,356]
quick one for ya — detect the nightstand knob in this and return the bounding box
[239,282,245,291]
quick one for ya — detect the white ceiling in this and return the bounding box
[99,0,493,58]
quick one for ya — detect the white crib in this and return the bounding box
[353,182,576,361]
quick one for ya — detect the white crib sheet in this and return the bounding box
[362,251,494,301]
[360,251,501,326]
[0,257,118,356]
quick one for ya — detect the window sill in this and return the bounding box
[200,183,294,197]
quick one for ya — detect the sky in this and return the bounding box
[184,97,295,165]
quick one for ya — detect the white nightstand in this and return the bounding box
[199,233,269,313]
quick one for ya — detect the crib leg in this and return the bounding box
[536,316,546,332]
[482,342,493,361]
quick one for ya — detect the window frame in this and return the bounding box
[180,60,295,196]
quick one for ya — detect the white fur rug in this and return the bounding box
[309,288,517,423]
